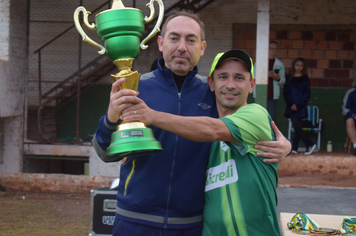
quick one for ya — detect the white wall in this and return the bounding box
[0,0,10,117]
[0,0,9,62]
[0,0,28,173]
[0,117,23,173]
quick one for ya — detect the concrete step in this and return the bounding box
[278,151,356,177]
[278,151,356,189]
[0,172,116,193]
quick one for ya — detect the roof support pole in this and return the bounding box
[254,0,270,109]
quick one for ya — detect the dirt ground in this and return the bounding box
[0,191,91,236]
[1,150,355,236]
[1,176,355,236]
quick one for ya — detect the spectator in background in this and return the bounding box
[253,41,286,120]
[341,84,356,155]
[283,58,316,154]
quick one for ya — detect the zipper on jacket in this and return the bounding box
[124,157,136,195]
[163,91,182,228]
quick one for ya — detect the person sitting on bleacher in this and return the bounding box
[342,84,356,155]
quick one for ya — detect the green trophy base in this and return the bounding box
[106,122,163,161]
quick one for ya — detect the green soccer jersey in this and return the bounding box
[202,103,281,236]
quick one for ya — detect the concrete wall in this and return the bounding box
[0,172,116,193]
[23,144,121,177]
[278,153,356,178]
[0,0,10,166]
[0,0,28,173]
[0,0,10,61]
[0,1,10,114]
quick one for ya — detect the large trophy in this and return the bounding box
[74,0,164,161]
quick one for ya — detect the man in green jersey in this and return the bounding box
[120,49,281,236]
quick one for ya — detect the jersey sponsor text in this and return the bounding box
[205,159,238,192]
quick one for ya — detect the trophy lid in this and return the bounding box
[95,0,142,17]
[112,0,125,9]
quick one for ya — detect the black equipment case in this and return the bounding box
[89,187,117,236]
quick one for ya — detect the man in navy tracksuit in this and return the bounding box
[93,11,291,236]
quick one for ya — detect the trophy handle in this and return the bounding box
[73,6,106,55]
[140,0,164,50]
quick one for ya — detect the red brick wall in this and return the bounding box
[233,24,355,88]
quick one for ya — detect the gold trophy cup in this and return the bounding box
[74,0,164,161]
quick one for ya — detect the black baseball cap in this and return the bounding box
[209,49,254,78]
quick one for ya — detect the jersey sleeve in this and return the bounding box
[220,104,275,156]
